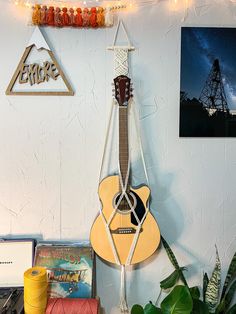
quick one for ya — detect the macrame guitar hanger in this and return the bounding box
[107,19,135,77]
[98,22,150,312]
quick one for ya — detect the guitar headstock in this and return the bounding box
[113,75,133,106]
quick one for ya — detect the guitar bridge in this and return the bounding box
[110,227,143,234]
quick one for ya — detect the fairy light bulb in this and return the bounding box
[15,0,19,5]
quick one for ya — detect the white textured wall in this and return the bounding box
[0,1,236,313]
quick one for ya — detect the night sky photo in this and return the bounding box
[180,27,236,137]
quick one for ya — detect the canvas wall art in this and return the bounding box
[180,27,236,137]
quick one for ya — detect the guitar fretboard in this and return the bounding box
[119,106,129,191]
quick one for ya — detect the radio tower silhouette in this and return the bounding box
[199,59,229,113]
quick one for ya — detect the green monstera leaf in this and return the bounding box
[161,285,193,314]
[131,304,145,314]
[144,302,162,314]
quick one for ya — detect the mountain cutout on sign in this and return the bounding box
[6,27,74,96]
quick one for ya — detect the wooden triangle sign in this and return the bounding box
[6,27,74,96]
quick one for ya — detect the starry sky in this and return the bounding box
[180,27,236,109]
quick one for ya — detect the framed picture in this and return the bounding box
[180,27,236,137]
[34,243,95,298]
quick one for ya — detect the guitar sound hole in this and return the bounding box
[115,193,135,213]
[114,191,146,226]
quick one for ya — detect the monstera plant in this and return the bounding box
[131,236,236,314]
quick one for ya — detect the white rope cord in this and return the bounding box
[99,98,117,184]
[112,20,132,49]
[98,99,121,265]
[130,98,150,185]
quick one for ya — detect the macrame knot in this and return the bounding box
[114,48,129,76]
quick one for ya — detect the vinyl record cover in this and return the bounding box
[34,244,94,298]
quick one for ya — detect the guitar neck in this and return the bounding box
[119,105,130,190]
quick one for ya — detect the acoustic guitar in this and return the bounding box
[90,75,160,265]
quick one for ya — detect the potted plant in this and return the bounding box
[131,236,236,314]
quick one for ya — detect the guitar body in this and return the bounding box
[90,175,161,265]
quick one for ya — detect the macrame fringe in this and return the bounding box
[120,265,129,313]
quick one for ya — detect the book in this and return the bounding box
[34,243,95,298]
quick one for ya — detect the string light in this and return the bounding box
[10,0,191,11]
[9,0,140,9]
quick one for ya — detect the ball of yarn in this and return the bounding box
[46,298,99,314]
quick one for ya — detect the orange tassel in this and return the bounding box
[47,6,54,26]
[32,4,41,25]
[62,7,69,26]
[82,8,90,27]
[54,7,62,27]
[69,8,75,26]
[75,8,83,27]
[40,5,47,25]
[97,7,105,27]
[90,7,97,28]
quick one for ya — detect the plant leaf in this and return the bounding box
[160,268,186,290]
[226,304,236,314]
[161,285,193,314]
[189,286,200,300]
[144,302,162,314]
[161,236,180,270]
[224,280,236,310]
[131,304,145,314]
[191,299,209,314]
[161,236,188,287]
[203,273,209,303]
[221,252,236,301]
[205,247,221,313]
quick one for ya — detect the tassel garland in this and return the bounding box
[32,4,114,28]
